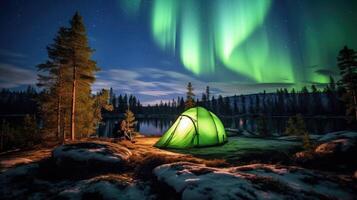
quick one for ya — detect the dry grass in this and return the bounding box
[1,136,229,179]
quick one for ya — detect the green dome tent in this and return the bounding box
[155,107,227,149]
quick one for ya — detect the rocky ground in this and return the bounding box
[0,131,356,199]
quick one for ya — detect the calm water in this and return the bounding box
[98,116,347,137]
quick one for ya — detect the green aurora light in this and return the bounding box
[122,0,357,86]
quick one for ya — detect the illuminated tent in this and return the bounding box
[155,107,227,149]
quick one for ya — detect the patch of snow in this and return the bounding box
[0,162,154,200]
[154,162,356,200]
[318,131,357,143]
[52,143,131,165]
[0,163,38,177]
[276,135,301,141]
[0,163,40,198]
[241,164,352,199]
[59,176,154,200]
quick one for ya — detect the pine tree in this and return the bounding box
[326,76,338,115]
[201,93,207,108]
[290,88,297,114]
[233,96,239,115]
[328,76,336,91]
[218,95,224,114]
[211,96,217,113]
[299,86,309,115]
[121,108,136,140]
[285,114,311,151]
[337,46,357,121]
[206,86,210,109]
[185,82,195,110]
[67,12,99,139]
[285,114,307,136]
[255,95,260,114]
[311,85,322,115]
[37,26,70,141]
[37,12,99,141]
[249,96,254,114]
[23,114,39,146]
[257,114,269,137]
[241,95,246,114]
[93,89,113,131]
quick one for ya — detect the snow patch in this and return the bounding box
[59,176,154,200]
[52,142,131,166]
[154,162,356,200]
[318,131,357,143]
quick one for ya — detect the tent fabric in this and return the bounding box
[155,107,228,149]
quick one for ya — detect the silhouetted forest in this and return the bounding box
[0,86,38,115]
[104,77,345,118]
[0,77,347,120]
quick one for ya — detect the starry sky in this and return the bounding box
[0,0,356,105]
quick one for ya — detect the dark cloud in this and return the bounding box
[0,63,36,88]
[314,69,339,76]
[0,49,27,59]
[93,67,299,105]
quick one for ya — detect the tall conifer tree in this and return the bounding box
[337,46,357,121]
[185,82,195,110]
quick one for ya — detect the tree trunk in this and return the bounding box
[70,61,76,141]
[353,91,357,121]
[57,67,62,141]
[0,120,3,152]
[62,110,66,144]
[57,96,61,140]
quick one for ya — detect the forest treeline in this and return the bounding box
[105,77,345,117]
[0,76,345,118]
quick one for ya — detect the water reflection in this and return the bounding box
[222,116,347,135]
[98,116,347,137]
[98,118,173,137]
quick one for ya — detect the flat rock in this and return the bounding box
[58,175,155,200]
[154,162,356,200]
[52,142,132,172]
[0,164,154,200]
[315,138,355,154]
[294,135,357,171]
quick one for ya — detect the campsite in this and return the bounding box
[1,122,357,199]
[1,0,357,199]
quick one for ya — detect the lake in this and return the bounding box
[98,116,347,137]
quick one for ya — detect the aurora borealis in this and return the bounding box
[0,0,357,104]
[123,0,357,85]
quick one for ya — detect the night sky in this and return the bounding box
[0,0,356,105]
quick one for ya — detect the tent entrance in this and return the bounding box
[162,115,198,148]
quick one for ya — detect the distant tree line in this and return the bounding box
[106,78,345,117]
[0,86,38,115]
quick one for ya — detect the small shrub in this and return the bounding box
[285,114,312,151]
[256,115,269,137]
